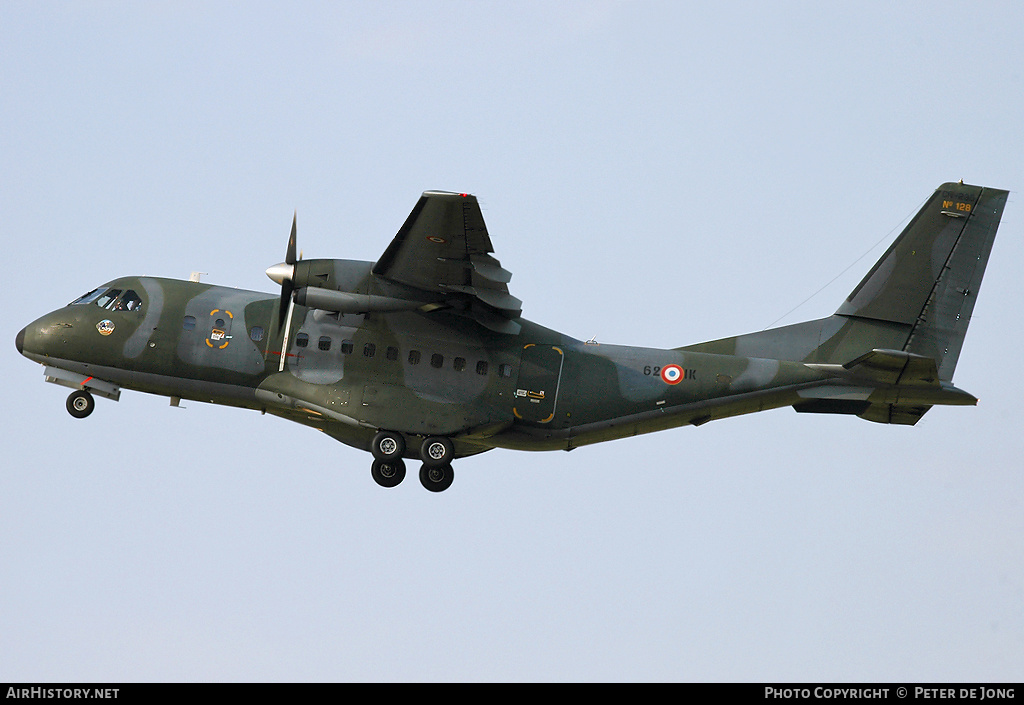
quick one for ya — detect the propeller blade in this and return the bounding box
[285,212,297,265]
[276,213,298,328]
[279,298,295,372]
[278,279,293,327]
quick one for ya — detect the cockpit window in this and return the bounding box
[94,289,122,309]
[70,287,144,312]
[69,287,108,306]
[110,290,143,312]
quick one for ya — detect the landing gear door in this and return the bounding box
[513,344,564,424]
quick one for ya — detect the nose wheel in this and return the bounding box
[66,389,95,419]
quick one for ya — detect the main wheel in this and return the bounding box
[419,462,454,493]
[371,430,406,461]
[66,390,95,419]
[371,458,406,488]
[420,436,454,468]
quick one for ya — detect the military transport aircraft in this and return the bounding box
[16,182,1008,492]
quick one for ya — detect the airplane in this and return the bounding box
[16,182,1008,492]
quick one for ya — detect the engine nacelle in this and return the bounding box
[294,286,428,314]
[267,258,374,293]
[267,259,438,314]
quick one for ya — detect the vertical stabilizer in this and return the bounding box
[680,183,1008,385]
[835,183,1008,380]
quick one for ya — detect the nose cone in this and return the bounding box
[17,310,74,362]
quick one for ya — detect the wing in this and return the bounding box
[373,191,522,333]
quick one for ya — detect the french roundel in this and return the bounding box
[660,364,684,385]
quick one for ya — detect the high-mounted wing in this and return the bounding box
[373,191,522,334]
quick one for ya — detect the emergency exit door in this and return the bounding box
[513,344,564,424]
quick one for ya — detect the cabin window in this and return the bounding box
[499,363,513,378]
[386,346,399,361]
[295,332,309,348]
[318,336,332,351]
[363,343,376,358]
[182,316,197,331]
[453,356,466,372]
[250,326,264,342]
[408,350,421,364]
[431,353,444,369]
[476,360,489,375]
[341,340,354,355]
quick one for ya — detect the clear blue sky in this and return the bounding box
[2,1,1022,681]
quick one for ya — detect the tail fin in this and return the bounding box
[681,182,1008,382]
[834,182,1007,380]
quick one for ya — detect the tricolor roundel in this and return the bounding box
[660,364,684,385]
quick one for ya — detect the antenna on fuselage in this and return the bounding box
[189,272,207,282]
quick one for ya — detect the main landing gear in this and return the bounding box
[371,458,407,488]
[419,462,454,493]
[66,389,95,419]
[418,436,455,492]
[368,431,456,492]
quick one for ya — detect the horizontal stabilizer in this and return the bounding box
[858,403,931,426]
[793,396,932,425]
[841,349,939,387]
[796,347,976,424]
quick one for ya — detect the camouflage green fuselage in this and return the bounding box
[20,273,833,459]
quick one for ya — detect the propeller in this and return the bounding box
[266,212,298,327]
[266,213,298,372]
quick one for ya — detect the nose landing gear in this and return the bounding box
[66,389,95,419]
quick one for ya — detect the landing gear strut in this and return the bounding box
[66,389,95,419]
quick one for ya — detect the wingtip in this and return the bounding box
[422,189,474,199]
